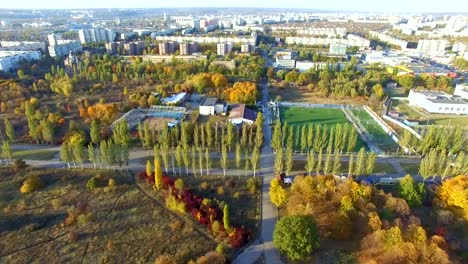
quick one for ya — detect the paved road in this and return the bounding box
[234,80,283,264]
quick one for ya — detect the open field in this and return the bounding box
[279,106,366,151]
[269,85,368,105]
[0,166,259,262]
[350,108,400,152]
[11,149,58,160]
[391,99,468,127]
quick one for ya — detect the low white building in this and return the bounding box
[295,61,346,72]
[0,50,41,72]
[408,90,468,115]
[274,57,295,69]
[199,97,227,116]
[162,92,188,105]
[454,84,468,99]
[229,104,257,125]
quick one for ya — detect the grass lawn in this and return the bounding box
[279,106,366,151]
[12,149,58,160]
[280,107,348,127]
[401,163,420,176]
[0,167,219,263]
[268,85,368,105]
[351,108,399,152]
[391,99,468,127]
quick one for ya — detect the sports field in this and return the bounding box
[351,108,399,152]
[280,107,348,126]
[279,106,366,151]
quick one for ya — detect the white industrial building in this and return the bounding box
[295,61,345,72]
[454,84,468,99]
[0,50,41,72]
[199,97,227,116]
[408,90,468,115]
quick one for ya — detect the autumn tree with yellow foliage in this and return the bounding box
[223,82,259,105]
[269,178,288,207]
[436,175,468,221]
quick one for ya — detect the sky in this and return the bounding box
[1,0,467,13]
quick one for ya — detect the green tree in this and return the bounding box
[323,149,332,175]
[307,124,313,151]
[182,146,190,176]
[154,157,163,190]
[205,122,214,149]
[273,215,320,261]
[348,153,355,177]
[1,140,12,164]
[90,119,100,145]
[235,144,242,171]
[271,120,282,152]
[198,148,204,176]
[60,142,71,168]
[221,143,228,177]
[305,150,315,176]
[365,152,376,176]
[226,122,235,151]
[4,118,14,141]
[244,150,250,177]
[332,151,341,175]
[251,147,260,178]
[275,147,284,175]
[160,145,169,173]
[73,142,85,169]
[347,129,358,153]
[39,119,54,144]
[175,144,183,176]
[223,204,230,231]
[205,148,211,175]
[88,144,96,169]
[398,175,424,207]
[285,145,293,176]
[255,112,264,148]
[300,125,307,154]
[189,147,196,177]
[316,149,323,175]
[113,120,130,145]
[354,147,366,176]
[241,124,248,149]
[146,159,153,177]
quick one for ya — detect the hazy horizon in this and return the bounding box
[0,0,467,13]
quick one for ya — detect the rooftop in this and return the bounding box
[200,97,219,106]
[229,104,257,121]
[162,92,187,104]
[413,90,468,105]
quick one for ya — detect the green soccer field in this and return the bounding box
[351,108,400,152]
[280,107,349,126]
[279,106,366,151]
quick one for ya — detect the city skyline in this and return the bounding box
[0,0,467,13]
